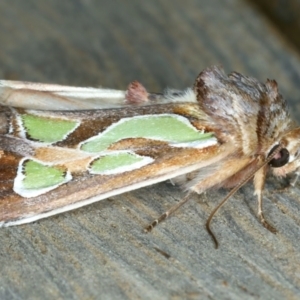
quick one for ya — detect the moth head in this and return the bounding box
[269,128,300,177]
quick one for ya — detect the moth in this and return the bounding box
[0,66,299,247]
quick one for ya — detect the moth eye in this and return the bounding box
[268,146,290,168]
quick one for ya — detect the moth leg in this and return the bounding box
[270,180,293,194]
[270,171,299,194]
[289,171,300,187]
[145,194,191,232]
[254,164,277,233]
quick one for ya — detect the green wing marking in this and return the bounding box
[14,159,72,197]
[90,151,153,175]
[21,114,78,143]
[23,160,67,189]
[81,114,213,153]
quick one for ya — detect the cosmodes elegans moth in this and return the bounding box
[0,66,299,247]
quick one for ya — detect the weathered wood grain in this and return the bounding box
[1,1,300,299]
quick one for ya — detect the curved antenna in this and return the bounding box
[145,193,192,232]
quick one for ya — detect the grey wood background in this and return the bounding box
[252,0,300,50]
[1,1,300,299]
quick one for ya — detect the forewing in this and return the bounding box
[0,100,224,226]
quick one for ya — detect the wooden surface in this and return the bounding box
[1,1,300,299]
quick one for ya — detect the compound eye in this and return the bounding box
[268,146,289,168]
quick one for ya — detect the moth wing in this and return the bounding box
[1,68,246,226]
[0,90,232,227]
[0,80,195,110]
[0,80,127,110]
